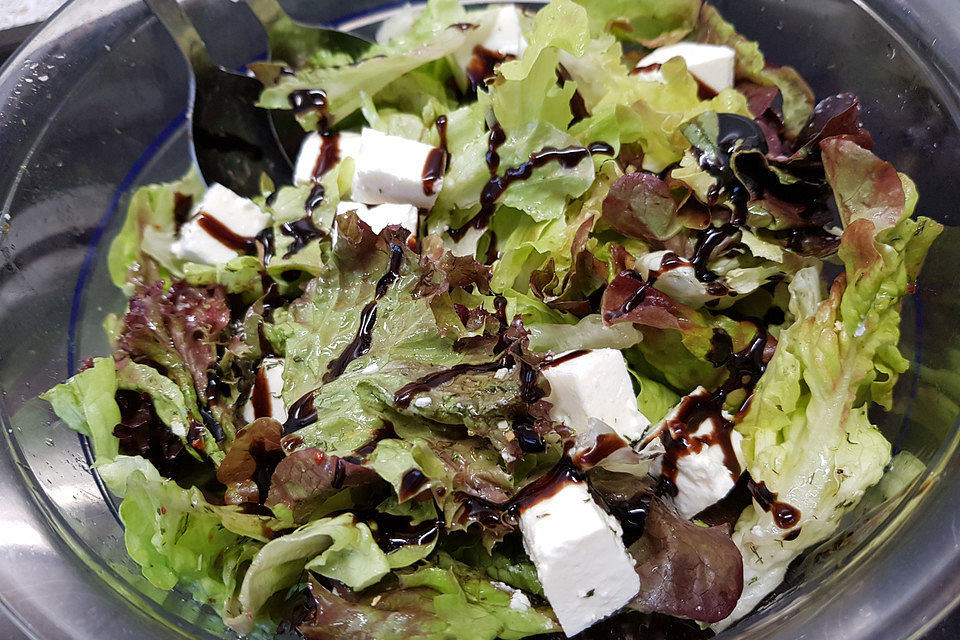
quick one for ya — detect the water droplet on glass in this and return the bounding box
[37,74,48,82]
[44,438,54,446]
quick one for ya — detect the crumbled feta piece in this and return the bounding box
[336,201,418,238]
[452,5,528,71]
[413,396,432,408]
[351,128,445,209]
[484,5,528,59]
[242,357,287,424]
[637,250,725,308]
[635,42,736,93]
[294,131,363,185]
[361,362,380,374]
[651,387,744,519]
[509,589,532,611]
[519,481,640,636]
[171,183,271,266]
[541,349,650,443]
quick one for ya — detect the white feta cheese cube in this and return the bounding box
[637,250,725,308]
[542,349,650,443]
[171,183,271,266]
[452,5,528,71]
[651,387,744,519]
[351,128,445,209]
[242,357,287,424]
[294,131,363,185]
[636,42,736,93]
[363,203,419,236]
[519,481,640,636]
[484,5,528,59]
[336,200,369,217]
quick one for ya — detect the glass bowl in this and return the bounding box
[1,0,959,638]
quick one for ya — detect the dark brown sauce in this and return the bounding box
[351,422,399,460]
[281,433,304,453]
[305,183,325,213]
[646,252,688,286]
[257,322,276,358]
[690,224,738,283]
[256,227,275,264]
[322,243,404,383]
[283,391,317,435]
[465,45,510,93]
[573,433,627,468]
[173,193,194,225]
[289,89,329,129]
[367,512,442,554]
[435,115,450,169]
[394,356,509,408]
[658,391,742,497]
[713,325,768,400]
[512,414,546,453]
[399,469,429,501]
[449,22,479,31]
[542,349,590,369]
[556,64,590,124]
[312,131,341,179]
[748,479,801,529]
[518,359,543,404]
[694,113,768,225]
[485,121,506,175]
[455,458,584,529]
[630,62,662,76]
[604,271,652,322]
[250,366,272,419]
[280,216,326,259]
[421,147,447,196]
[783,527,802,541]
[196,213,257,252]
[449,141,614,241]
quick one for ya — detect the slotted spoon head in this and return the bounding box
[143,0,370,196]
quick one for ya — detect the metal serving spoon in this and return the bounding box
[143,0,370,196]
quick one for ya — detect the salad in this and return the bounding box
[41,0,942,637]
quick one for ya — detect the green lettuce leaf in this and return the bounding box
[697,3,815,138]
[107,169,205,292]
[573,0,702,46]
[726,145,941,625]
[225,513,393,634]
[40,357,121,463]
[99,456,282,618]
[297,554,559,640]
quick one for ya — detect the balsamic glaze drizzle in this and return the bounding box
[280,216,326,259]
[449,136,614,241]
[312,131,341,179]
[322,243,405,384]
[196,214,257,252]
[435,115,450,169]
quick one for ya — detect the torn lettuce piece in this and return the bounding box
[572,0,702,46]
[40,356,121,463]
[725,143,941,626]
[697,3,815,138]
[224,514,394,634]
[296,554,559,640]
[108,169,205,292]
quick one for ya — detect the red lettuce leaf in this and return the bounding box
[266,448,382,522]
